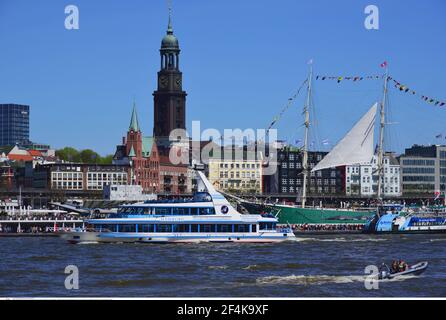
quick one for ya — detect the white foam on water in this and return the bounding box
[256,274,419,286]
[208,265,228,270]
[420,238,446,244]
[256,274,366,286]
[243,264,259,270]
[294,237,387,243]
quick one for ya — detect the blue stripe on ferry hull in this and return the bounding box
[63,232,294,243]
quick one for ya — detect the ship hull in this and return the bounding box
[242,202,375,225]
[60,231,295,244]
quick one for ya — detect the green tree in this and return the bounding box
[55,147,80,162]
[79,149,100,164]
[56,147,113,164]
[99,154,113,165]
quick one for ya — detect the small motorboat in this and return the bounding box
[379,261,428,280]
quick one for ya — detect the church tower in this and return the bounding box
[153,10,187,140]
[126,103,142,158]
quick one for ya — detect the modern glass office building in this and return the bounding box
[0,104,30,146]
[400,144,446,195]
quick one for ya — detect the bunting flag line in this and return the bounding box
[316,75,383,83]
[388,76,445,107]
[266,79,308,132]
[316,72,445,108]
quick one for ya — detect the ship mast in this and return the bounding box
[377,66,389,202]
[301,62,313,208]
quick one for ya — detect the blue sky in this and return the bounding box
[0,0,445,155]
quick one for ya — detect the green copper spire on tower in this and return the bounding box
[128,145,136,157]
[167,5,173,34]
[161,1,179,50]
[129,102,139,132]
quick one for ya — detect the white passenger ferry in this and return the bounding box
[61,166,295,244]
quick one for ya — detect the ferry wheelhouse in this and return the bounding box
[61,168,295,243]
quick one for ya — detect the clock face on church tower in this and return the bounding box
[159,75,168,89]
[175,76,182,89]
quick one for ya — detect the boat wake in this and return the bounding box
[256,274,418,286]
[208,265,228,270]
[256,274,365,285]
[293,237,387,243]
[420,238,446,244]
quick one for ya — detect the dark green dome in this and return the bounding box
[161,15,179,50]
[161,33,179,49]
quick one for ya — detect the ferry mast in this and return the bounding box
[301,62,313,208]
[377,65,389,202]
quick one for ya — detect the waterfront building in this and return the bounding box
[0,104,29,147]
[1,145,55,162]
[263,146,345,196]
[0,144,57,189]
[33,163,129,191]
[400,144,446,196]
[345,153,401,197]
[208,146,263,194]
[0,162,14,190]
[159,155,189,194]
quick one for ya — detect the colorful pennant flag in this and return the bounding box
[390,77,445,108]
[266,79,308,132]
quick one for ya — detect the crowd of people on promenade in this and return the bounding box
[0,210,82,234]
[0,212,80,221]
[291,223,365,232]
[0,224,75,234]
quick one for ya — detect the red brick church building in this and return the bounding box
[113,104,189,194]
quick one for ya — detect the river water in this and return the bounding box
[0,234,445,297]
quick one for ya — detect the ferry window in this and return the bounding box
[201,224,213,233]
[130,207,139,214]
[199,207,215,215]
[120,224,136,232]
[190,224,199,233]
[102,224,116,232]
[259,222,275,230]
[137,207,145,214]
[139,224,154,232]
[190,208,199,215]
[143,207,152,214]
[173,207,189,215]
[217,224,231,232]
[174,224,189,232]
[251,224,257,233]
[158,224,172,233]
[235,224,248,233]
[154,208,171,215]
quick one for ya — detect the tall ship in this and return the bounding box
[242,63,382,226]
[61,165,295,244]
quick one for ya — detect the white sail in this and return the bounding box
[311,103,377,172]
